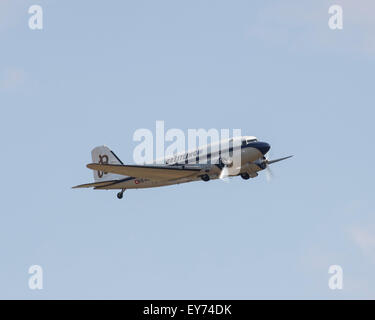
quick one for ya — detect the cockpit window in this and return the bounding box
[246,138,257,144]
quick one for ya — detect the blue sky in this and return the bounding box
[1,0,374,299]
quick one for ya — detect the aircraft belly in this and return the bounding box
[101,177,194,189]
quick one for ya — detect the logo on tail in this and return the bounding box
[97,154,109,178]
[91,146,124,182]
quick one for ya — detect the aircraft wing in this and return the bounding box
[72,180,122,189]
[86,163,202,180]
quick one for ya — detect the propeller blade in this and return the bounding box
[267,155,293,165]
[219,166,229,181]
[265,166,273,182]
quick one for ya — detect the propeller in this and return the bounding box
[219,154,293,182]
[219,156,233,181]
[258,155,293,182]
[219,165,229,181]
[265,165,273,182]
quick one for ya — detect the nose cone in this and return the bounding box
[254,142,270,155]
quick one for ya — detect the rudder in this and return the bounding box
[91,146,125,182]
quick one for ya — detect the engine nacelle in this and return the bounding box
[254,158,267,170]
[242,162,262,175]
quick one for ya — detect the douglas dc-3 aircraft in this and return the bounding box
[73,136,292,199]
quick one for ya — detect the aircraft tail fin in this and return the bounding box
[91,146,125,182]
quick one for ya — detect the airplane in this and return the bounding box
[73,136,292,199]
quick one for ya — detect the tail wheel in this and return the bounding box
[117,189,126,199]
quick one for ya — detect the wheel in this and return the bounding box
[241,173,250,180]
[117,192,123,199]
[201,174,210,182]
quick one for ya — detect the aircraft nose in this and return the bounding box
[254,142,270,155]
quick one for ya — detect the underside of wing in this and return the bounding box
[86,163,202,180]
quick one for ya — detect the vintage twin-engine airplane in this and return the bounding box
[73,136,292,199]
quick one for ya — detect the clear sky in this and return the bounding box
[1,0,374,299]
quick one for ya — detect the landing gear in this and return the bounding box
[117,189,126,199]
[201,174,210,182]
[240,173,250,180]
